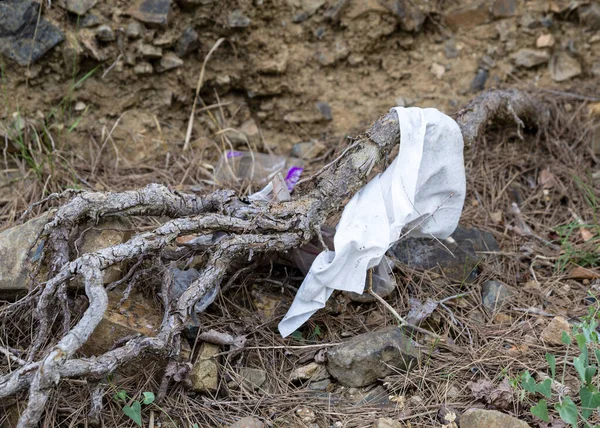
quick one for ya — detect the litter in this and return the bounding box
[278,106,466,337]
[214,150,304,192]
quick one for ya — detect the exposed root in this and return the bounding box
[0,89,555,427]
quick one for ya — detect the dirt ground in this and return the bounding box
[1,0,600,427]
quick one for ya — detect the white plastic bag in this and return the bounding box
[278,107,466,337]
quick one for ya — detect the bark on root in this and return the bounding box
[0,89,549,428]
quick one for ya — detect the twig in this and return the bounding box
[183,38,226,151]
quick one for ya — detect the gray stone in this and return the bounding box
[390,225,498,283]
[229,417,265,428]
[491,0,517,18]
[125,21,144,39]
[60,0,97,15]
[445,39,458,58]
[470,68,488,92]
[134,61,153,74]
[0,1,65,66]
[95,24,115,42]
[390,0,426,32]
[176,26,199,57]
[291,140,325,160]
[138,43,162,59]
[579,3,600,31]
[157,52,183,72]
[327,327,419,387]
[79,14,101,28]
[0,212,49,297]
[316,102,332,121]
[460,409,530,428]
[372,418,404,428]
[512,48,550,68]
[129,0,171,28]
[239,367,267,390]
[481,280,512,312]
[549,52,582,82]
[228,10,251,28]
[308,378,331,391]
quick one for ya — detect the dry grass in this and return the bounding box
[1,91,599,427]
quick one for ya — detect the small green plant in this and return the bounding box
[113,390,155,426]
[514,301,600,427]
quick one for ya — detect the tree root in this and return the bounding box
[0,89,552,428]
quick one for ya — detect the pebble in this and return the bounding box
[228,10,251,28]
[79,14,101,28]
[228,417,264,428]
[512,48,550,68]
[549,51,582,82]
[74,101,87,111]
[138,43,162,59]
[129,0,172,28]
[95,24,115,42]
[134,62,153,74]
[157,52,183,72]
[470,68,488,92]
[61,0,97,15]
[541,316,570,345]
[316,102,332,121]
[125,21,144,39]
[536,33,555,48]
[481,280,513,312]
[176,26,200,57]
[445,38,458,58]
[430,62,445,79]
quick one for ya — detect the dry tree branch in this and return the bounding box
[0,89,549,428]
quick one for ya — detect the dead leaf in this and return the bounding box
[405,298,438,325]
[489,378,513,410]
[568,266,600,279]
[580,227,594,242]
[538,168,556,189]
[467,379,494,401]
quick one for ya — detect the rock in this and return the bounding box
[189,342,220,393]
[536,33,555,48]
[308,378,331,391]
[239,367,267,390]
[129,0,171,28]
[153,32,176,47]
[316,50,335,66]
[176,26,200,57]
[134,61,153,74]
[138,43,162,59]
[481,280,513,312]
[348,53,364,65]
[256,45,289,74]
[391,0,426,32]
[0,212,49,297]
[0,1,65,66]
[156,52,183,72]
[470,68,488,92]
[81,287,162,355]
[445,1,490,31]
[541,316,570,345]
[74,101,87,111]
[512,48,550,68]
[291,140,326,160]
[316,102,332,121]
[228,10,251,28]
[79,14,101,28]
[60,0,97,15]
[296,407,316,424]
[390,225,498,283]
[579,3,600,31]
[445,39,458,58]
[344,385,391,406]
[76,218,131,285]
[460,409,530,428]
[431,62,445,79]
[327,327,419,387]
[79,29,104,61]
[229,417,264,428]
[95,24,115,42]
[125,21,144,39]
[62,31,83,73]
[290,362,329,382]
[491,0,517,18]
[549,52,582,82]
[373,418,404,428]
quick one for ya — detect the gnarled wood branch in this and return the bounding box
[0,89,550,428]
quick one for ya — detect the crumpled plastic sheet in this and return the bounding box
[278,106,466,337]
